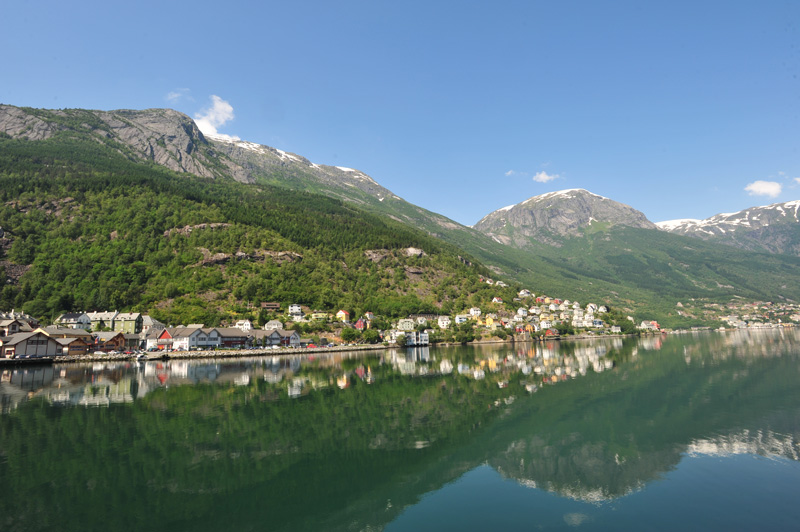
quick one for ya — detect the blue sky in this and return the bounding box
[3,1,798,225]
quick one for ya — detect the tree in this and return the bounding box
[341,328,360,343]
[362,329,380,344]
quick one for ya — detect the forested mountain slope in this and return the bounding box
[0,132,506,324]
[3,104,800,327]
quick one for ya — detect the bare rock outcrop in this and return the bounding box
[0,105,252,183]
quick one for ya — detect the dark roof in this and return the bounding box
[42,326,93,338]
[94,331,125,341]
[215,327,249,338]
[57,312,87,321]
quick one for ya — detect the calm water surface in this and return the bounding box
[1,330,800,531]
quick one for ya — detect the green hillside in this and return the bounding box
[0,133,508,324]
[499,225,800,327]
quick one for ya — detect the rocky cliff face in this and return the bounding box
[0,105,251,183]
[656,201,800,256]
[474,189,656,247]
[0,104,403,204]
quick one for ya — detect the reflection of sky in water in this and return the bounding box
[387,454,800,531]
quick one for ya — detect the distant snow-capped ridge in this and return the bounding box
[475,189,614,226]
[657,200,800,236]
[656,200,800,256]
[522,188,610,204]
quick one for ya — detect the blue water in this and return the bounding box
[388,455,800,531]
[2,330,800,531]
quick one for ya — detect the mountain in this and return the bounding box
[656,201,800,256]
[473,189,656,247]
[0,112,512,324]
[0,105,553,304]
[0,104,251,182]
[0,104,521,269]
[469,187,800,323]
[4,103,800,327]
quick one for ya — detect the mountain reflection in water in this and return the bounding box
[0,329,799,531]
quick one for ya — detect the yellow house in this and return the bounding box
[336,310,350,322]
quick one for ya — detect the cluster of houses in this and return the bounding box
[389,291,620,335]
[1,289,625,358]
[1,287,639,359]
[714,300,800,330]
[0,309,305,359]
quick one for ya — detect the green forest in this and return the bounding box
[0,133,504,324]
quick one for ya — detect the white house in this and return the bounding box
[397,318,415,331]
[263,320,284,330]
[55,312,91,330]
[437,316,451,329]
[469,307,482,317]
[161,327,222,351]
[235,319,253,332]
[455,314,470,325]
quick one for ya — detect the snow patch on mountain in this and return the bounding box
[655,219,702,231]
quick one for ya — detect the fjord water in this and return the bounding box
[1,331,800,531]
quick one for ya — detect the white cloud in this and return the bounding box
[794,177,800,186]
[166,88,191,103]
[505,169,562,183]
[745,180,782,198]
[194,95,239,140]
[532,171,559,183]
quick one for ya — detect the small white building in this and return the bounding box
[55,312,91,330]
[235,319,253,332]
[397,318,416,331]
[437,316,451,329]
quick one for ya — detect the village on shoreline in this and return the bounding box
[2,281,798,364]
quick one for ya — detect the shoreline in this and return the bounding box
[0,333,642,367]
